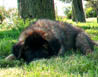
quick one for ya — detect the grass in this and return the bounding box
[0,18,98,77]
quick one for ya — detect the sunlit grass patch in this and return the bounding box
[1,53,98,77]
[85,29,98,41]
[76,22,98,30]
[0,68,23,77]
[86,29,98,35]
[86,17,97,23]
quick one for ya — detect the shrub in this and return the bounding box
[0,9,5,24]
[64,6,72,19]
[67,11,72,19]
[86,7,96,18]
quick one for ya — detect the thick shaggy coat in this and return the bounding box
[7,19,96,63]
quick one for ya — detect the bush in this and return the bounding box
[0,13,4,23]
[64,6,72,19]
[86,7,97,18]
[67,11,72,19]
[0,8,5,24]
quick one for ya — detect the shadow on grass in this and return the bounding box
[0,59,25,68]
[0,50,79,68]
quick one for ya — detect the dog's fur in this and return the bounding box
[6,19,97,63]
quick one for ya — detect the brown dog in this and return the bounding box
[6,19,98,63]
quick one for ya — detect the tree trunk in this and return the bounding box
[17,0,55,20]
[72,0,86,22]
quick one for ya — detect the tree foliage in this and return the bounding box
[86,7,96,18]
[64,6,72,15]
[86,0,98,8]
[0,7,7,24]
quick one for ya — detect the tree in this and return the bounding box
[85,0,98,23]
[60,0,86,22]
[72,0,86,22]
[17,0,55,20]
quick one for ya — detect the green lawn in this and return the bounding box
[0,18,98,77]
